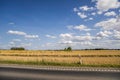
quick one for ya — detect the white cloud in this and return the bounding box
[73,35,93,41]
[80,41,92,45]
[67,25,93,31]
[77,12,87,18]
[91,12,96,16]
[7,30,40,39]
[46,35,56,39]
[116,15,120,22]
[104,11,116,16]
[79,5,94,11]
[60,33,73,39]
[73,7,79,12]
[73,25,92,31]
[74,25,85,31]
[9,41,15,45]
[84,18,94,21]
[8,40,32,49]
[59,33,93,45]
[97,11,102,15]
[25,35,39,39]
[96,30,112,38]
[96,0,120,12]
[9,39,22,47]
[8,30,26,36]
[95,18,120,31]
[86,17,94,21]
[113,30,120,39]
[59,33,74,46]
[58,33,94,48]
[74,25,86,31]
[86,33,91,36]
[59,40,73,44]
[89,18,93,20]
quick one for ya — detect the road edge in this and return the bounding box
[0,64,120,72]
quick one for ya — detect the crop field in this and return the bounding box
[0,50,120,67]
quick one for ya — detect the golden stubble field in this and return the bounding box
[0,50,120,66]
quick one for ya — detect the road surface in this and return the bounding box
[0,66,120,80]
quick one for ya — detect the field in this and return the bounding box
[0,50,120,67]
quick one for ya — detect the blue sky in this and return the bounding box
[0,0,120,50]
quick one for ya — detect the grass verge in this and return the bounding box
[0,60,120,68]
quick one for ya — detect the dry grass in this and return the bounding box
[0,50,120,56]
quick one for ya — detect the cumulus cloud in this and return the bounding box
[113,30,120,40]
[104,11,116,16]
[25,35,39,39]
[59,33,72,44]
[60,33,73,39]
[7,30,40,39]
[67,25,93,31]
[79,5,94,11]
[8,30,26,36]
[95,18,120,31]
[77,12,87,18]
[74,6,95,19]
[96,0,120,12]
[59,33,93,45]
[96,30,112,38]
[73,35,93,41]
[74,25,92,31]
[46,35,56,39]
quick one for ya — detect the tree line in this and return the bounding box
[11,47,25,50]
[9,47,120,51]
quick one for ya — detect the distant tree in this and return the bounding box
[67,47,72,51]
[11,47,25,50]
[64,47,72,51]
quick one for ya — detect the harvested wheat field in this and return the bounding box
[0,50,120,67]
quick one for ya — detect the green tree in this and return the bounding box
[67,47,72,51]
[64,47,72,51]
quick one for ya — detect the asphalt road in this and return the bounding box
[0,66,120,80]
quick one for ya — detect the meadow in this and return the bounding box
[0,50,120,67]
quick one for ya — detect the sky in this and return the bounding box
[0,0,120,50]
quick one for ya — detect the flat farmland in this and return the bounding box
[0,50,120,67]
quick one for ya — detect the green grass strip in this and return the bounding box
[0,60,120,68]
